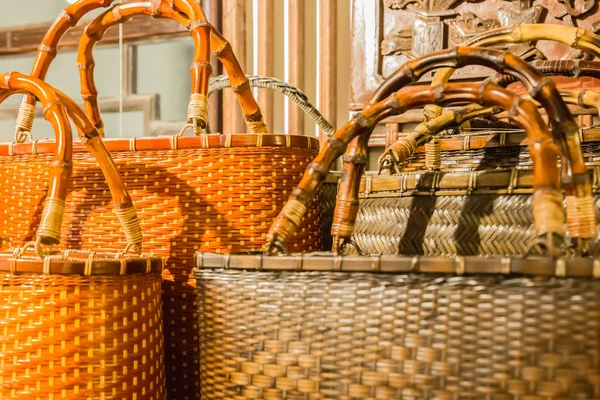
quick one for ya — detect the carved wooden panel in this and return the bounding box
[351,0,600,109]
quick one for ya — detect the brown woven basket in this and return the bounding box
[194,252,600,399]
[354,166,600,256]
[0,133,323,397]
[0,249,165,399]
[354,119,600,255]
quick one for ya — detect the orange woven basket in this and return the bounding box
[0,73,166,399]
[0,133,322,398]
[9,1,325,394]
[0,249,166,399]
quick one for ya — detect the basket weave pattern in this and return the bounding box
[196,270,600,399]
[0,147,322,255]
[0,137,323,399]
[353,194,600,256]
[0,272,165,399]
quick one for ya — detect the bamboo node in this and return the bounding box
[425,139,441,170]
[15,103,36,143]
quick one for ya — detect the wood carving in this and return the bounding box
[385,0,480,12]
[352,0,600,108]
[447,12,498,44]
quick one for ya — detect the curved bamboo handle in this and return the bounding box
[265,81,564,255]
[77,1,188,137]
[0,73,72,247]
[77,1,266,138]
[430,24,600,95]
[378,104,501,173]
[208,75,335,135]
[16,0,117,141]
[5,72,143,253]
[421,25,596,190]
[341,46,591,247]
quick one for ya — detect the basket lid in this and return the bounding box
[195,252,600,279]
[0,249,163,276]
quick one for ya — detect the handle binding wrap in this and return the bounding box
[15,103,36,143]
[187,93,209,130]
[38,198,66,245]
[116,203,144,251]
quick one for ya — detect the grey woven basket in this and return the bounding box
[352,163,600,256]
[195,252,600,399]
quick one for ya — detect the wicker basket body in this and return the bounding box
[352,133,600,256]
[194,253,600,399]
[0,251,165,399]
[0,133,323,397]
[354,167,600,256]
[0,134,323,254]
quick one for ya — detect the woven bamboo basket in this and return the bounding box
[353,167,600,256]
[194,252,600,400]
[0,249,166,399]
[266,51,587,258]
[0,73,165,399]
[362,55,600,256]
[313,31,600,256]
[0,133,322,397]
[15,2,329,397]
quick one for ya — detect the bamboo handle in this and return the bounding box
[0,73,73,247]
[16,0,117,140]
[430,24,600,100]
[497,59,600,87]
[210,28,267,133]
[265,81,563,255]
[77,1,266,136]
[378,105,500,173]
[53,84,144,252]
[208,75,335,135]
[349,46,591,245]
[6,72,144,253]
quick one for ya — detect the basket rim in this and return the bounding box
[194,252,600,279]
[0,133,320,157]
[0,249,164,276]
[357,167,600,197]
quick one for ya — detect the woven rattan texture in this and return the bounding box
[0,272,165,399]
[196,270,600,399]
[0,146,322,400]
[353,194,600,256]
[393,141,600,172]
[0,147,322,254]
